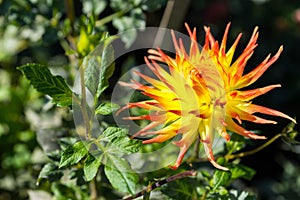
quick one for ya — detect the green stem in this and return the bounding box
[90,179,98,200]
[200,190,208,200]
[123,170,197,200]
[95,10,125,27]
[225,133,282,160]
[79,65,91,140]
[64,0,75,33]
[95,7,132,27]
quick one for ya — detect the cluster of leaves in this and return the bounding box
[17,34,143,197]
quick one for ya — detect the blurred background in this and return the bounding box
[0,0,300,199]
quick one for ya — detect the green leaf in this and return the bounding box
[84,154,102,181]
[226,134,246,154]
[231,164,256,181]
[101,127,142,154]
[37,163,63,185]
[162,178,199,200]
[104,154,138,194]
[95,102,120,115]
[229,189,256,200]
[109,137,142,154]
[101,127,127,141]
[59,141,91,168]
[82,36,116,98]
[17,63,72,106]
[211,170,231,190]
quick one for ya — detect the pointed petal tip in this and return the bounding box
[209,159,229,171]
[279,45,284,51]
[248,134,267,140]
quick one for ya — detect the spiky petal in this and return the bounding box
[119,23,295,170]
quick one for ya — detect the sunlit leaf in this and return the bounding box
[95,102,120,115]
[17,63,72,106]
[84,154,102,181]
[82,36,116,98]
[211,170,231,190]
[59,141,91,168]
[101,127,142,154]
[104,154,138,194]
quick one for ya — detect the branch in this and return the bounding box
[123,170,197,200]
[225,133,282,160]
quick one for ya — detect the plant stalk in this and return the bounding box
[123,170,197,200]
[225,133,282,160]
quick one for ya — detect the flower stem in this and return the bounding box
[95,9,129,27]
[79,65,91,140]
[90,179,98,200]
[225,133,282,160]
[123,170,197,200]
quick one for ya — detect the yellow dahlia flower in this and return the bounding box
[118,23,296,170]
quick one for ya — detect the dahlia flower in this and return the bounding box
[118,23,296,170]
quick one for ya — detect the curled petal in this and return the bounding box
[226,118,266,139]
[234,46,283,89]
[231,84,281,101]
[204,143,229,171]
[244,104,296,124]
[171,129,198,170]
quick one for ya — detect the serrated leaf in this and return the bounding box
[82,36,116,98]
[52,94,73,107]
[37,163,63,185]
[212,170,231,190]
[231,164,256,181]
[109,137,142,154]
[17,63,72,106]
[95,102,120,115]
[59,141,91,168]
[84,154,102,181]
[101,127,127,141]
[101,127,141,154]
[161,178,198,200]
[104,154,138,194]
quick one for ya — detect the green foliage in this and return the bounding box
[230,164,256,181]
[95,102,120,115]
[17,64,73,106]
[101,127,142,154]
[212,169,231,190]
[82,36,116,98]
[104,155,139,194]
[83,154,102,181]
[161,177,199,199]
[59,141,91,168]
[37,163,64,185]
